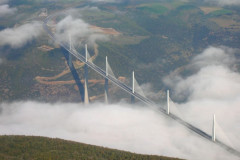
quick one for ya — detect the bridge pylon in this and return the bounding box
[105,56,109,104]
[131,71,135,104]
[167,90,170,114]
[43,16,240,157]
[84,44,89,105]
[212,114,216,142]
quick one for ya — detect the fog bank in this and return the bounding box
[0,101,238,160]
[1,46,240,160]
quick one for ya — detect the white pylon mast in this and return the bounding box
[85,44,88,62]
[84,44,89,105]
[84,81,89,105]
[105,56,109,104]
[167,90,170,115]
[132,71,135,93]
[212,114,216,142]
[106,56,108,76]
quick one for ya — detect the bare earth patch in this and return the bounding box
[210,18,240,31]
[38,45,54,52]
[35,44,99,85]
[35,23,120,86]
[35,25,121,101]
[90,25,121,36]
[200,7,222,14]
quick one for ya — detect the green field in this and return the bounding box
[137,4,169,15]
[208,9,233,17]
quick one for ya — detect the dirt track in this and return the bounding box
[35,44,99,85]
[36,24,121,86]
[35,26,121,101]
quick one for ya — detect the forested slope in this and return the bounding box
[0,136,182,160]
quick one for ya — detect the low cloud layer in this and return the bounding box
[0,4,17,17]
[0,102,238,160]
[0,46,240,160]
[0,0,9,4]
[0,22,42,48]
[164,46,239,102]
[204,0,240,6]
[55,15,109,47]
[0,0,17,17]
[164,46,240,151]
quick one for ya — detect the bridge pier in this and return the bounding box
[212,114,216,142]
[105,56,109,104]
[131,71,135,104]
[68,53,72,68]
[167,90,170,115]
[68,35,72,68]
[84,44,89,105]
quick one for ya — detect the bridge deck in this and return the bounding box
[43,14,240,158]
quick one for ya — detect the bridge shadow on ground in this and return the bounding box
[61,47,84,102]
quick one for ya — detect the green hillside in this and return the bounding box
[0,136,182,160]
[1,0,240,103]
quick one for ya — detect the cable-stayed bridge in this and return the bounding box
[43,13,240,158]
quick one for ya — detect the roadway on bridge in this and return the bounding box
[43,12,240,158]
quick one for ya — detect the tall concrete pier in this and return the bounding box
[131,71,135,104]
[167,90,170,115]
[212,114,216,142]
[84,44,89,105]
[105,56,109,104]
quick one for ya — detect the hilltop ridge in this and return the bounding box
[0,135,182,160]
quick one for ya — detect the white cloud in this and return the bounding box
[0,21,42,48]
[0,101,238,160]
[0,4,17,17]
[55,15,109,46]
[0,46,240,160]
[140,83,164,100]
[0,0,9,5]
[204,0,240,6]
[164,46,240,102]
[163,46,240,152]
[190,47,236,71]
[0,0,17,17]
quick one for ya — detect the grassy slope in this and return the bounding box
[137,4,169,15]
[207,9,233,17]
[1,0,240,102]
[0,135,182,160]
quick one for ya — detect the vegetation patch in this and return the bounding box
[207,9,233,17]
[137,4,169,15]
[0,135,182,160]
